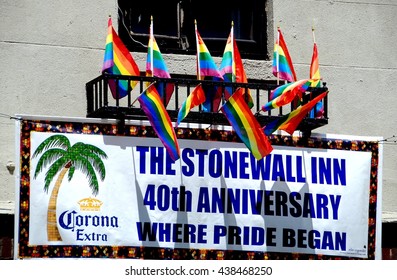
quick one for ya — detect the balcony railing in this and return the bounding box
[86,73,328,136]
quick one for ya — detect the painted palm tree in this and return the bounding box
[32,134,108,241]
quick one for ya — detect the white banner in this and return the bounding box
[29,131,372,258]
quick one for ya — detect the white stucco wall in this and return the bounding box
[0,0,396,219]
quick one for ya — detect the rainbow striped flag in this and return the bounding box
[195,22,223,112]
[177,84,206,126]
[219,23,254,108]
[262,79,311,112]
[272,27,297,83]
[221,88,273,160]
[195,29,222,80]
[146,17,174,107]
[264,90,328,135]
[310,42,321,87]
[137,83,180,161]
[309,41,324,118]
[102,17,140,99]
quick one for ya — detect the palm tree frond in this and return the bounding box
[79,151,106,180]
[34,136,107,196]
[70,143,107,181]
[68,166,75,181]
[72,157,100,195]
[34,149,66,179]
[81,143,108,160]
[32,135,71,158]
[43,158,68,192]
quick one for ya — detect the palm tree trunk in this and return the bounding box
[47,167,69,241]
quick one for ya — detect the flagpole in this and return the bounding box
[312,26,316,44]
[150,16,154,76]
[195,19,201,81]
[276,26,280,86]
[129,81,156,107]
[231,21,236,83]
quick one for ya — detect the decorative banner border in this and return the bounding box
[16,117,382,259]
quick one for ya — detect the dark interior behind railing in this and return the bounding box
[86,73,328,136]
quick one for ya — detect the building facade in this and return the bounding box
[0,0,396,259]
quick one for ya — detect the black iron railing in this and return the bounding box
[86,73,328,135]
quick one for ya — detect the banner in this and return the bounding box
[16,117,382,259]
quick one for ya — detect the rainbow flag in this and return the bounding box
[310,42,321,87]
[221,88,273,160]
[264,91,328,135]
[102,17,140,99]
[177,84,206,126]
[272,27,297,83]
[195,22,223,112]
[146,17,174,107]
[219,24,254,108]
[137,83,180,161]
[195,29,223,80]
[262,79,311,112]
[309,41,324,118]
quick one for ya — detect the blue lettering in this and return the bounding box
[264,191,274,215]
[242,189,249,214]
[136,222,208,244]
[334,231,347,251]
[159,223,171,242]
[136,222,157,241]
[214,225,227,244]
[302,193,315,218]
[330,195,342,220]
[197,187,210,212]
[197,225,208,243]
[181,148,194,176]
[173,223,183,242]
[165,151,176,175]
[211,187,225,213]
[251,155,271,180]
[289,192,302,217]
[77,229,85,241]
[208,150,222,178]
[312,157,346,186]
[59,210,76,230]
[311,157,318,183]
[59,210,119,232]
[239,152,250,179]
[275,191,288,216]
[196,149,208,177]
[272,154,285,181]
[150,147,164,175]
[251,227,265,246]
[224,151,238,178]
[296,156,306,183]
[286,155,296,182]
[334,158,346,186]
[157,185,170,211]
[316,194,329,219]
[249,189,263,215]
[136,146,149,174]
[227,188,240,214]
[319,158,332,184]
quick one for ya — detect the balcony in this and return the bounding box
[86,73,328,136]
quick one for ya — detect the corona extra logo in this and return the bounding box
[78,197,103,211]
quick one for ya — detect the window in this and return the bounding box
[118,0,268,60]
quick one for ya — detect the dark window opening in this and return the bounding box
[118,0,268,60]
